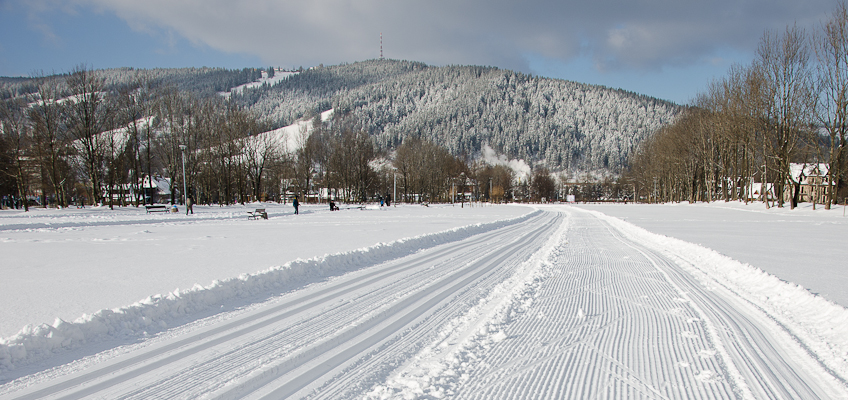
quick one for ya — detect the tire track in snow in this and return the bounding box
[1,212,557,400]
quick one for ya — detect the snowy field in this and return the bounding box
[574,201,848,308]
[1,203,847,398]
[0,203,528,339]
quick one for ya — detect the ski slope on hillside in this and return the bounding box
[219,70,299,98]
[2,207,845,399]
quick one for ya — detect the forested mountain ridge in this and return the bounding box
[1,60,680,173]
[0,67,262,100]
[232,60,681,172]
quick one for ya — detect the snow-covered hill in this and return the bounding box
[2,61,680,173]
[234,60,681,172]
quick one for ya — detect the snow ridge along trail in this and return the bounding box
[0,211,562,399]
[0,207,537,372]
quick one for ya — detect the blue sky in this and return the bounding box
[0,0,836,104]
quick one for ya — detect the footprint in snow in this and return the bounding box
[680,331,698,339]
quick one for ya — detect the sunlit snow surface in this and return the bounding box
[0,202,846,399]
[574,201,848,307]
[0,203,529,339]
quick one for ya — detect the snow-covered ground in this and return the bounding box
[1,202,847,398]
[573,201,848,308]
[0,203,528,339]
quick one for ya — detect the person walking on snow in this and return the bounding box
[186,194,194,215]
[293,196,299,215]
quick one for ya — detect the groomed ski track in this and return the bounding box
[2,207,846,399]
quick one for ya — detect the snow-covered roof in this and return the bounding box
[789,163,829,184]
[790,163,828,179]
[141,176,172,194]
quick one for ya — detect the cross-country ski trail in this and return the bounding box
[2,207,846,399]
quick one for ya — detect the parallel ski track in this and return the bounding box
[604,218,843,399]
[230,211,561,400]
[4,211,560,400]
[441,208,844,399]
[450,209,733,399]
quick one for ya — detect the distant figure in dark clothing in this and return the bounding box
[186,195,194,215]
[385,193,391,207]
[293,196,299,214]
[329,200,338,211]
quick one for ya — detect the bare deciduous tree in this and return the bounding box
[0,97,32,211]
[30,78,72,207]
[814,1,848,209]
[66,65,112,206]
[758,25,815,208]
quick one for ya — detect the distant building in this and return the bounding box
[747,182,775,202]
[785,163,829,204]
[746,163,830,204]
[141,176,172,204]
[102,175,172,204]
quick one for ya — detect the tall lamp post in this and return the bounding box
[489,177,493,205]
[179,145,187,206]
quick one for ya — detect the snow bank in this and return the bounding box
[0,210,539,371]
[588,209,848,381]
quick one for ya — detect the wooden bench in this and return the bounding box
[145,205,168,213]
[248,208,268,220]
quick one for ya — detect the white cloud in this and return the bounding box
[28,0,837,74]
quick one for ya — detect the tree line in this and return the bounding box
[1,65,564,211]
[0,65,276,210]
[627,2,848,209]
[1,67,262,101]
[290,119,559,205]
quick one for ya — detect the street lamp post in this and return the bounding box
[179,145,187,206]
[489,177,493,205]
